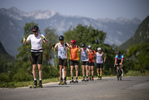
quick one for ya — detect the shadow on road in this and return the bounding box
[44,86,70,88]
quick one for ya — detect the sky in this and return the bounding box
[0,0,149,20]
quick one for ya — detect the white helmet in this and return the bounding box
[88,45,92,49]
[97,47,101,51]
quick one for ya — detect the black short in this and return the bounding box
[96,63,103,68]
[59,59,67,66]
[82,61,88,65]
[70,60,78,66]
[31,52,43,64]
[88,62,94,66]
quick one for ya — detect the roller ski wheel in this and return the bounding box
[82,79,86,82]
[70,80,75,83]
[75,80,78,83]
[37,85,43,88]
[29,85,43,88]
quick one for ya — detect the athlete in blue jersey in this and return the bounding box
[115,51,124,76]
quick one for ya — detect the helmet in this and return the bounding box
[32,26,39,32]
[59,35,64,41]
[97,47,101,51]
[70,40,76,44]
[117,51,121,54]
[81,43,86,47]
[88,45,92,49]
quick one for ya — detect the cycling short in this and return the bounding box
[82,61,88,65]
[88,62,94,66]
[96,63,103,68]
[59,59,67,66]
[31,52,43,64]
[70,60,78,66]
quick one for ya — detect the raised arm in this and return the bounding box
[41,35,48,44]
[52,43,59,50]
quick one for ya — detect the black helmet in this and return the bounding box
[81,43,86,47]
[117,51,121,54]
[32,26,39,32]
[59,35,64,41]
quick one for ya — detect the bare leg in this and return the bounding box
[71,66,74,78]
[59,65,62,78]
[82,65,85,76]
[32,64,37,80]
[75,65,78,78]
[38,64,42,80]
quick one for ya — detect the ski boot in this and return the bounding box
[75,79,78,83]
[59,79,64,85]
[38,80,43,88]
[91,77,94,81]
[63,80,67,85]
[99,76,102,80]
[70,79,75,83]
[85,78,89,82]
[30,80,37,88]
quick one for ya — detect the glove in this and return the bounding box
[65,43,68,47]
[52,44,55,47]
[23,38,26,42]
[41,35,45,40]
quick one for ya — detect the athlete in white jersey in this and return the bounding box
[52,35,69,84]
[23,25,48,86]
[80,43,89,81]
[96,47,106,80]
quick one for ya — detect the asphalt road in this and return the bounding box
[0,76,149,100]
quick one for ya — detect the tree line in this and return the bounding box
[0,22,149,83]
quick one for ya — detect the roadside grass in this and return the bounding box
[0,70,149,88]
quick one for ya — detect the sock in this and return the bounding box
[64,77,66,81]
[39,79,42,81]
[92,76,93,78]
[34,78,37,81]
[86,76,88,78]
[61,77,63,80]
[76,77,78,80]
[72,76,73,80]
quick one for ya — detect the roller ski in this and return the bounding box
[58,79,64,85]
[90,77,94,81]
[82,78,86,82]
[70,79,75,83]
[63,80,67,85]
[30,80,43,88]
[97,76,102,80]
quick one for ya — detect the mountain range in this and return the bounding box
[119,16,149,50]
[0,7,141,57]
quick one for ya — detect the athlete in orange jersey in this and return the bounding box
[88,45,96,80]
[69,40,80,83]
